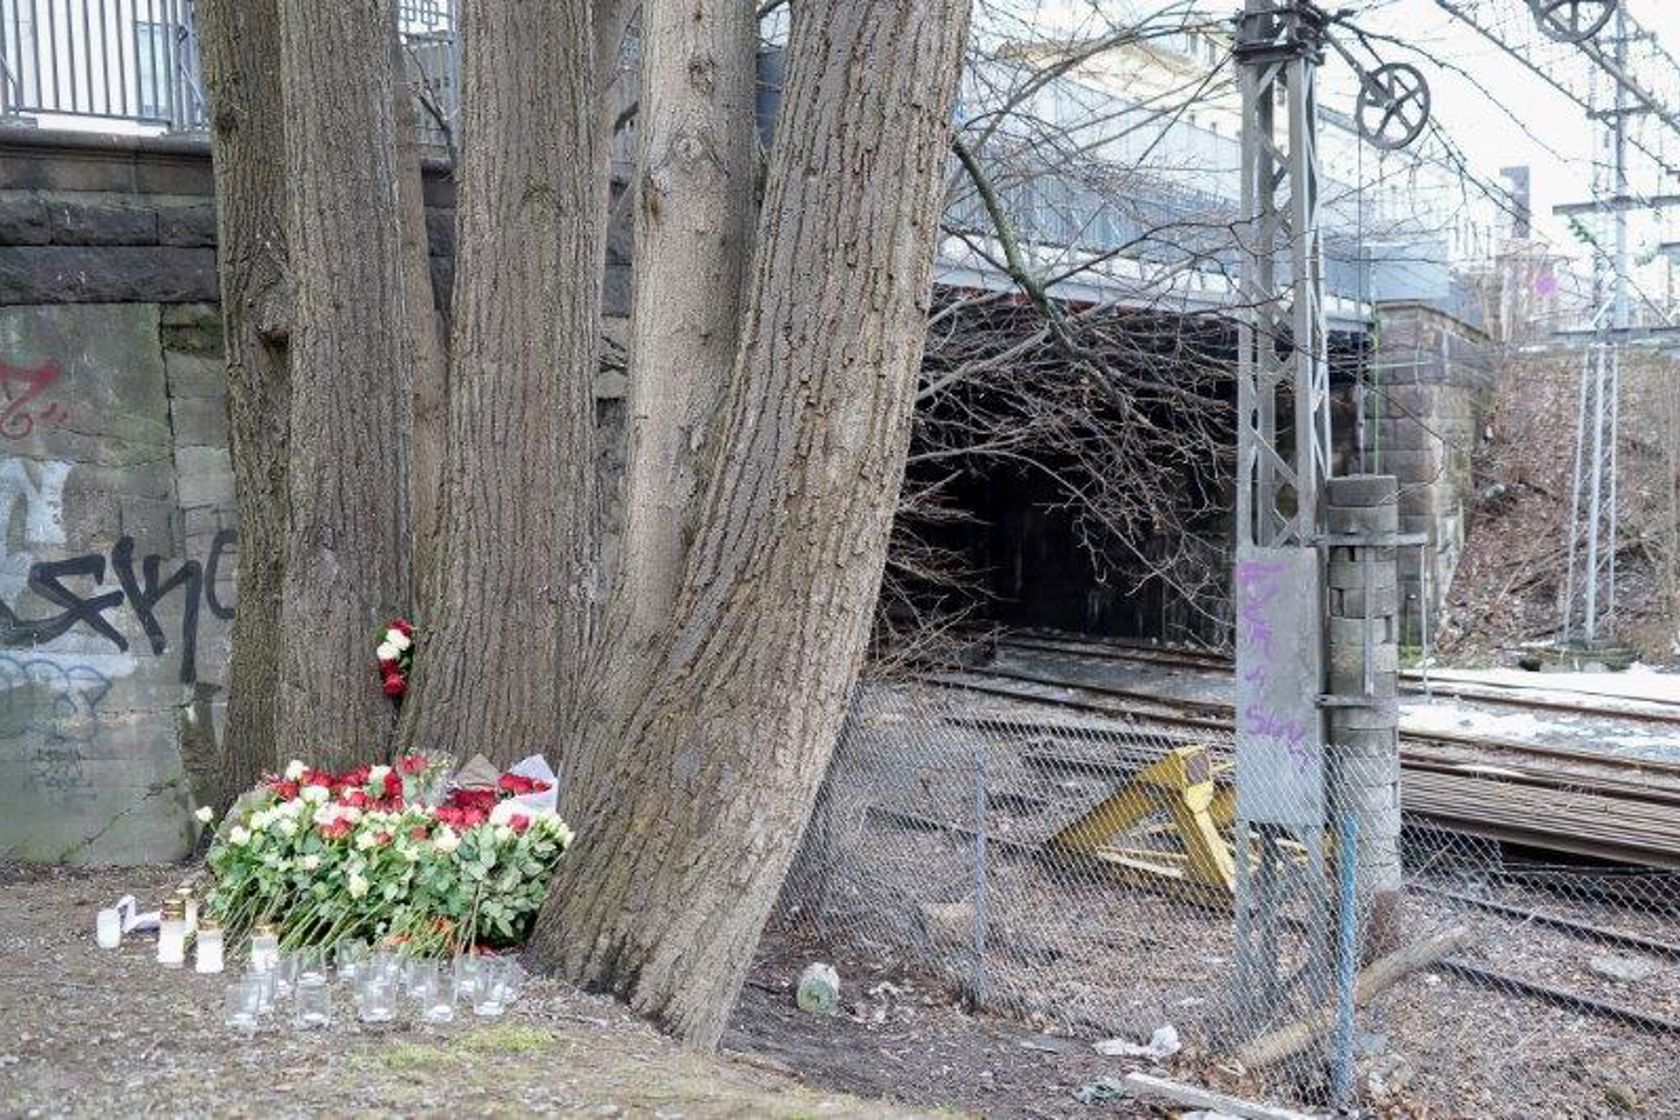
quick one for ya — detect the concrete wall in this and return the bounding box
[1363,302,1495,645]
[0,301,232,862]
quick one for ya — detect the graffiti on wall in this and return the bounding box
[0,458,237,689]
[0,359,70,440]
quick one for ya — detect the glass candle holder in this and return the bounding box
[157,900,187,968]
[224,978,261,1035]
[273,950,300,998]
[95,907,122,949]
[334,939,369,982]
[370,948,399,986]
[355,973,398,1024]
[407,960,454,1023]
[469,957,510,1018]
[292,975,332,1029]
[246,962,277,1015]
[195,921,225,974]
[294,947,327,984]
[249,925,280,973]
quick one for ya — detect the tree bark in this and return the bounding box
[275,0,414,767]
[390,4,450,607]
[397,0,601,762]
[605,0,757,713]
[196,0,290,807]
[530,0,971,1049]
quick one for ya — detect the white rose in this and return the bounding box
[228,826,251,846]
[299,854,321,871]
[277,817,299,837]
[368,765,391,785]
[489,799,519,827]
[194,805,213,824]
[376,641,400,662]
[300,784,329,804]
[250,809,273,831]
[284,759,306,781]
[432,826,460,854]
[347,872,369,899]
[386,629,411,651]
[355,830,378,850]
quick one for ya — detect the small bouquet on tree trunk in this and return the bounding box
[375,618,416,700]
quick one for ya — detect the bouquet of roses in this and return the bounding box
[374,619,416,700]
[201,752,573,957]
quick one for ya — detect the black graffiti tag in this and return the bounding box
[0,530,237,684]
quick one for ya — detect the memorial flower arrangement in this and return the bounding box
[202,753,571,956]
[374,618,416,700]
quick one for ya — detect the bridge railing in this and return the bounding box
[0,0,458,141]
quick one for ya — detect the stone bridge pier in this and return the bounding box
[1347,302,1495,647]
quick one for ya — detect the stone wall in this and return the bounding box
[0,301,232,863]
[1365,301,1495,645]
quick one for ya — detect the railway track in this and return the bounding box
[994,631,1680,728]
[916,664,1680,870]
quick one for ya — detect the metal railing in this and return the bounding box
[0,0,205,128]
[0,0,459,137]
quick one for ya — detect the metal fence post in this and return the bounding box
[971,745,987,1008]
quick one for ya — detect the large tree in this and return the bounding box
[529,0,973,1049]
[599,0,758,720]
[196,0,290,806]
[391,3,450,605]
[397,0,602,760]
[274,0,415,766]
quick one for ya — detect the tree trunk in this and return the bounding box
[604,0,756,714]
[390,4,450,608]
[397,0,601,762]
[196,0,290,807]
[530,0,971,1049]
[275,0,414,767]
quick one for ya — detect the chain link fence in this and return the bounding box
[772,674,1680,1117]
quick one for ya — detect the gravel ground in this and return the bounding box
[0,864,935,1118]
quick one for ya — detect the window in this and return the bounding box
[134,21,171,120]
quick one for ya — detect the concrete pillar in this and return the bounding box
[1325,474,1403,957]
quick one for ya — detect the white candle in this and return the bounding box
[157,901,186,968]
[195,924,224,974]
[96,908,122,949]
[177,889,199,934]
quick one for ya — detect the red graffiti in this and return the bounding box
[1,360,68,440]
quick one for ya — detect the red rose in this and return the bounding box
[531,778,552,794]
[343,790,370,809]
[319,818,352,841]
[273,780,300,801]
[373,831,393,847]
[383,772,402,798]
[383,673,406,697]
[409,825,429,842]
[461,808,486,827]
[399,754,428,775]
[509,813,531,834]
[392,619,414,637]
